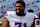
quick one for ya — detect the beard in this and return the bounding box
[15,9,24,16]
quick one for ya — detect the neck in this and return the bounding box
[21,12,24,16]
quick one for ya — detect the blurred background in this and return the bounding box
[0,0,40,18]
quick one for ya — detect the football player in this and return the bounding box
[3,1,35,27]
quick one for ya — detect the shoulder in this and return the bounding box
[26,12,34,18]
[26,12,34,16]
[30,13,39,18]
[5,11,16,21]
[6,11,16,16]
[5,11,16,18]
[7,11,16,14]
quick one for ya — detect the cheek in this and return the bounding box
[20,7,23,9]
[21,7,25,10]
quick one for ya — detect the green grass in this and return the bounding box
[0,18,5,27]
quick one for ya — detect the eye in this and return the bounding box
[18,9,21,10]
[19,6,22,7]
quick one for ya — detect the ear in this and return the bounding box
[24,6,25,10]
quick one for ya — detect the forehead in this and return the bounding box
[15,3,23,6]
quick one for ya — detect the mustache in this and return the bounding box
[15,9,22,11]
[15,9,24,13]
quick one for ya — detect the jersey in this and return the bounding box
[5,11,34,27]
[27,12,39,18]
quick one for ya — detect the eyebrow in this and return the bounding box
[15,6,22,7]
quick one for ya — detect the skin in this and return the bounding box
[3,3,34,27]
[3,19,9,27]
[15,3,25,15]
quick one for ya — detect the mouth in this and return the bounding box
[15,9,22,13]
[17,10,20,11]
[15,9,21,11]
[15,9,24,13]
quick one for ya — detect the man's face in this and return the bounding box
[15,3,25,13]
[38,10,40,15]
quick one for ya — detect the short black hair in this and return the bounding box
[15,1,25,7]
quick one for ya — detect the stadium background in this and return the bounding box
[0,0,40,27]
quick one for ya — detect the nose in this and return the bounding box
[17,7,20,9]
